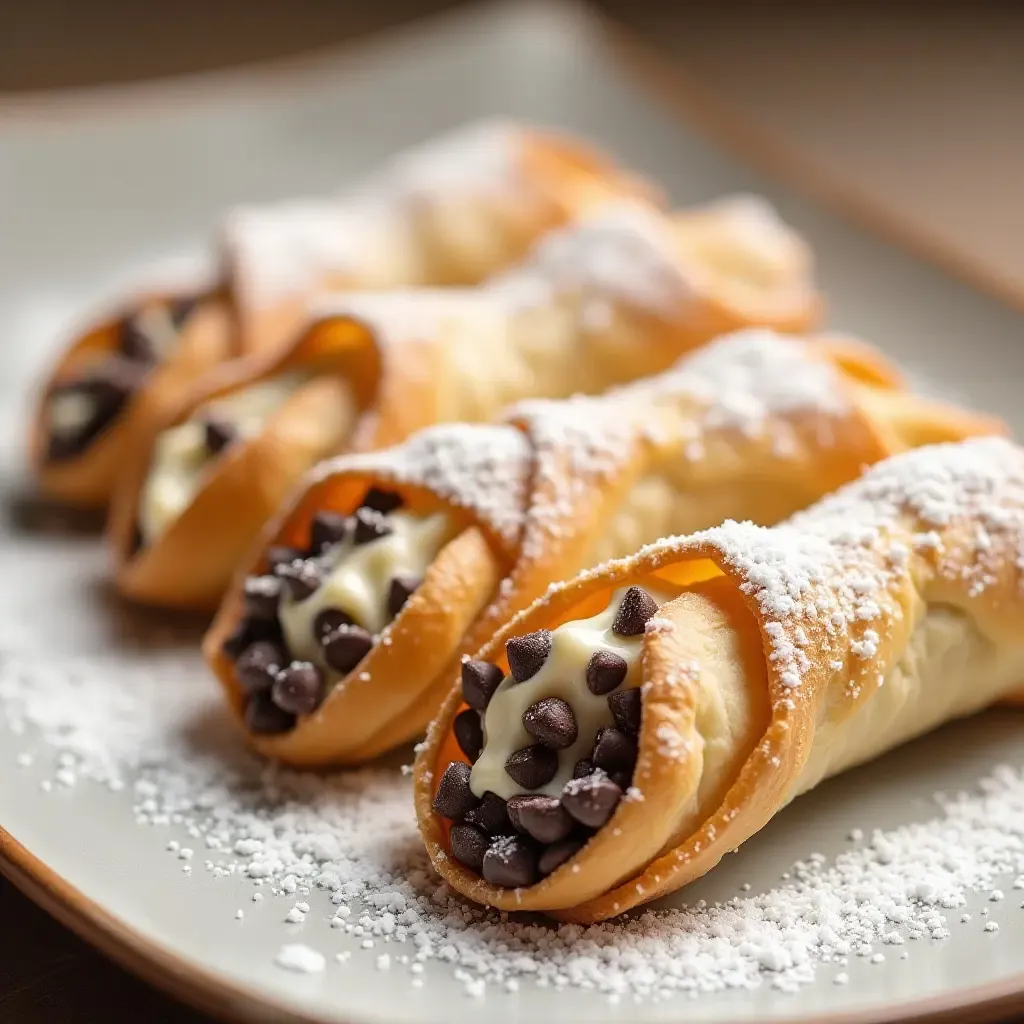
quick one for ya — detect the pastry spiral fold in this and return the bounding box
[416,435,1024,921]
[116,198,818,610]
[30,121,653,507]
[203,329,1003,763]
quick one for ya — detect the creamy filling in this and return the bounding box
[138,372,307,544]
[49,389,97,439]
[280,511,452,664]
[471,586,670,800]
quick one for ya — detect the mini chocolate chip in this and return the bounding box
[463,792,512,835]
[271,661,325,716]
[608,770,633,790]
[461,659,504,711]
[361,487,403,514]
[505,795,530,833]
[505,629,552,683]
[608,687,642,736]
[453,709,484,763]
[202,413,236,456]
[586,650,628,695]
[244,691,296,735]
[310,512,349,552]
[523,697,578,750]
[221,616,281,659]
[386,573,420,619]
[266,545,303,573]
[561,772,623,828]
[322,624,374,675]
[313,607,354,641]
[449,824,489,873]
[119,315,158,363]
[481,836,538,888]
[504,744,559,790]
[243,575,281,620]
[593,726,638,775]
[236,641,286,694]
[538,839,583,876]
[573,757,595,779]
[514,795,573,844]
[612,586,659,637]
[46,360,149,461]
[275,558,322,601]
[168,295,198,329]
[432,761,480,820]
[353,507,393,545]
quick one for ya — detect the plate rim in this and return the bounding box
[4,2,1024,1022]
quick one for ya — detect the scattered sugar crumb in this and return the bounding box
[274,944,325,974]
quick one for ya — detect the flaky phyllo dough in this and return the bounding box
[30,120,654,507]
[416,436,1024,922]
[114,198,818,610]
[202,329,1004,762]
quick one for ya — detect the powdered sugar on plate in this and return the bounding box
[5,640,1024,1002]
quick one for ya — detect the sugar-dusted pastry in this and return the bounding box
[30,121,654,508]
[116,198,819,611]
[416,436,1024,921]
[202,329,1004,761]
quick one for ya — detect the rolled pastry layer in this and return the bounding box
[31,121,651,507]
[417,435,1024,921]
[203,328,1004,763]
[120,198,819,610]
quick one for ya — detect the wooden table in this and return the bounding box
[2,2,1022,1021]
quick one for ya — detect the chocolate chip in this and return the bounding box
[453,709,484,763]
[560,772,623,828]
[167,295,198,329]
[119,314,158,363]
[481,836,538,888]
[353,507,392,545]
[505,795,530,833]
[505,629,552,683]
[432,761,479,820]
[266,545,303,573]
[313,607,354,641]
[244,691,296,735]
[386,573,420,619]
[538,839,583,876]
[449,824,489,873]
[235,641,286,695]
[310,512,349,552]
[271,661,325,716]
[513,795,573,844]
[504,744,559,790]
[322,624,374,675]
[463,792,512,835]
[608,687,642,736]
[275,558,322,601]
[593,727,638,776]
[243,575,281,620]
[612,586,658,637]
[46,359,149,461]
[522,697,577,749]
[361,487,402,514]
[202,413,235,456]
[573,757,595,779]
[461,659,504,711]
[221,616,281,659]
[586,650,628,695]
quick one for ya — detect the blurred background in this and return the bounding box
[3,0,1023,305]
[1,2,1022,1021]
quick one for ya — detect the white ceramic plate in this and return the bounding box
[2,3,1024,1023]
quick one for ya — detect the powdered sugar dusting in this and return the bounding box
[309,423,532,547]
[5,649,1024,1001]
[490,202,692,317]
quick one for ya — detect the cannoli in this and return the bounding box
[31,121,654,508]
[202,329,1005,763]
[117,197,819,611]
[415,435,1024,921]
